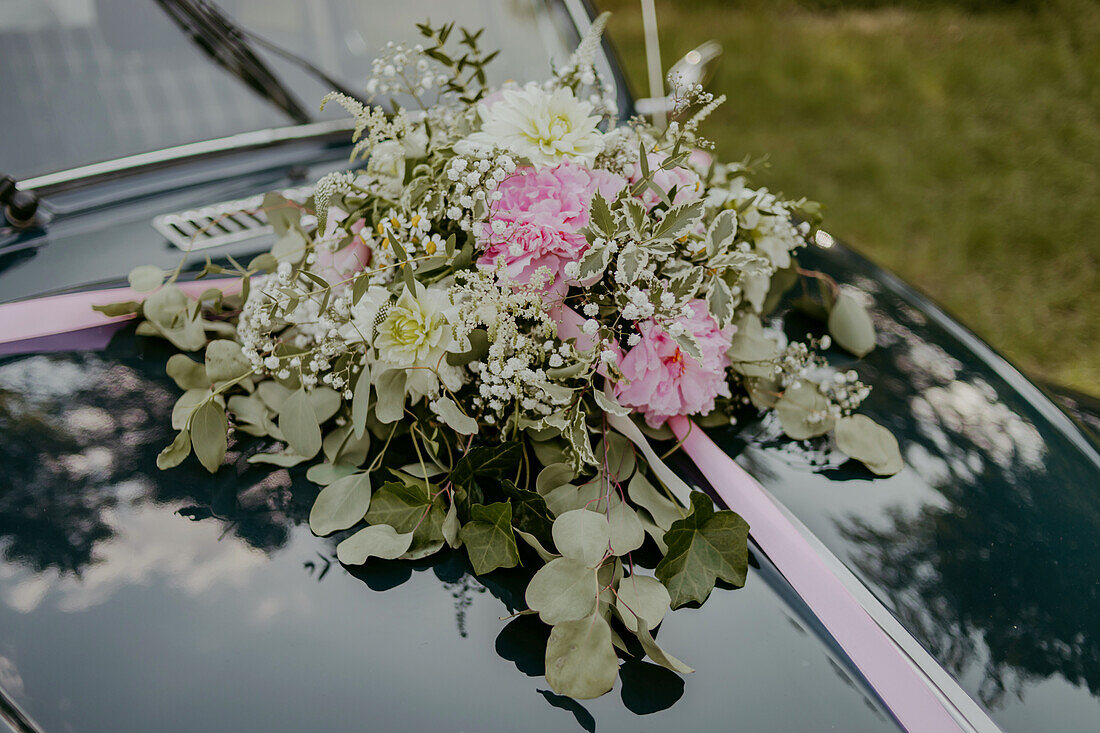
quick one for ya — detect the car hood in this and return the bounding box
[0,158,1097,732]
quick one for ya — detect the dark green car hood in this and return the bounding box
[0,154,1097,732]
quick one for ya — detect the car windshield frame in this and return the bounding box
[7,0,618,196]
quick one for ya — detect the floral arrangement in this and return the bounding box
[107,15,902,700]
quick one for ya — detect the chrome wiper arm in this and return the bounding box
[155,0,313,124]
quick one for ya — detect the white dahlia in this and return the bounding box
[469,83,604,168]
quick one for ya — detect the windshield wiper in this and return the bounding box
[155,0,366,125]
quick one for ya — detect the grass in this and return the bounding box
[595,0,1099,393]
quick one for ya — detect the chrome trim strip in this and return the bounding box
[18,120,356,194]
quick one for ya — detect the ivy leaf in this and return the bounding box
[501,480,555,545]
[450,442,522,488]
[525,557,599,624]
[156,429,191,470]
[204,339,251,382]
[614,574,670,633]
[828,290,876,357]
[279,388,322,458]
[460,502,520,575]
[189,400,227,473]
[545,614,619,699]
[309,471,373,536]
[336,524,415,565]
[374,369,407,424]
[835,414,903,476]
[655,492,749,608]
[552,509,610,568]
[775,382,835,440]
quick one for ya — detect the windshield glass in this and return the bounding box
[0,0,580,180]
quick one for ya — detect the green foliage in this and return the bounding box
[828,290,877,357]
[545,614,620,700]
[309,472,373,536]
[836,414,904,475]
[460,502,520,575]
[655,492,750,608]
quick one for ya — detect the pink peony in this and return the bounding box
[629,151,703,209]
[615,300,734,427]
[478,162,625,292]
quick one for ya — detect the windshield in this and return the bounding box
[0,0,580,180]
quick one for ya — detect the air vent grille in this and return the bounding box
[152,186,314,251]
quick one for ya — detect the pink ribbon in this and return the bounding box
[0,285,963,730]
[0,279,240,347]
[668,416,962,732]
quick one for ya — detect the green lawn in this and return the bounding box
[595,0,1099,394]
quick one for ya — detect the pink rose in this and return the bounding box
[629,151,703,209]
[615,300,734,427]
[478,162,625,293]
[314,215,371,283]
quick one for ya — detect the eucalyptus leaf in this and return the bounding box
[433,395,478,435]
[306,463,358,485]
[374,369,407,424]
[635,624,694,674]
[627,473,683,530]
[828,290,876,357]
[279,388,322,458]
[156,429,191,470]
[515,529,557,562]
[614,574,670,632]
[552,509,610,568]
[205,339,251,381]
[309,472,373,536]
[351,364,372,438]
[545,614,619,700]
[308,386,342,423]
[128,264,165,292]
[336,524,415,565]
[835,414,903,476]
[536,462,576,495]
[248,451,309,467]
[607,500,645,555]
[598,431,635,481]
[189,399,227,473]
[525,557,599,625]
[775,382,835,440]
[166,354,208,391]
